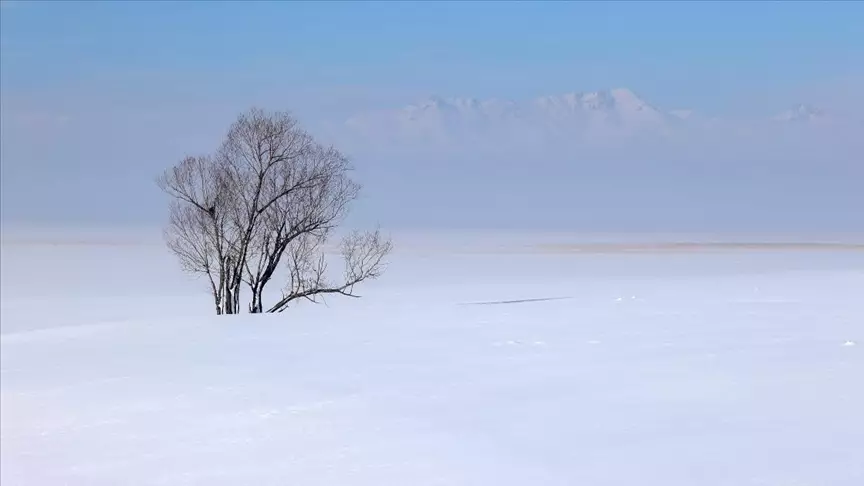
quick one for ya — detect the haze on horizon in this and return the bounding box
[1,1,862,234]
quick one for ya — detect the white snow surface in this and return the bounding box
[2,229,864,485]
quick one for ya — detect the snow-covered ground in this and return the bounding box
[2,229,863,485]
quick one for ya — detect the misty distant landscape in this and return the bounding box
[5,84,861,232]
[326,86,864,232]
[1,1,862,485]
[341,87,861,150]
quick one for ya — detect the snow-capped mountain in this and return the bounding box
[772,103,830,123]
[532,88,672,126]
[340,87,853,153]
[348,88,676,132]
[345,88,684,148]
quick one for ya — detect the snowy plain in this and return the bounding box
[1,228,863,486]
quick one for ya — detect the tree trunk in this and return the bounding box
[223,288,235,315]
[231,281,242,314]
[249,287,263,313]
[210,280,223,315]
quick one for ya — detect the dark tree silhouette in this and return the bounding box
[157,108,391,315]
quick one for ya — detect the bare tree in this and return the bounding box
[158,108,392,315]
[158,155,241,314]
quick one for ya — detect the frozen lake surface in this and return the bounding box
[2,229,863,485]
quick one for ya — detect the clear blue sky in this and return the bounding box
[2,0,862,113]
[1,1,862,229]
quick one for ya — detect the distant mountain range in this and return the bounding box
[338,88,861,153]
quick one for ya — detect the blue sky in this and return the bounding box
[2,1,862,113]
[1,1,862,229]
